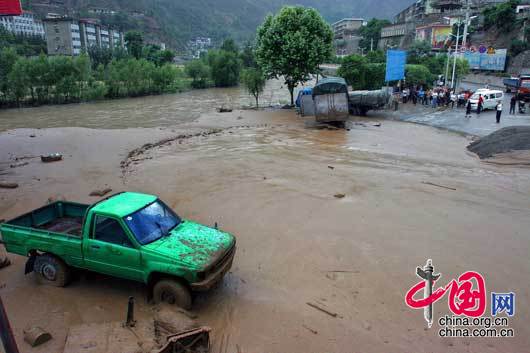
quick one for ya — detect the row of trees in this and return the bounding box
[337,46,470,90]
[0,30,186,107]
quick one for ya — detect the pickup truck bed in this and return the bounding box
[1,201,88,265]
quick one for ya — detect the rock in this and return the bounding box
[0,182,18,189]
[90,188,113,197]
[467,126,530,159]
[334,193,345,199]
[23,327,52,347]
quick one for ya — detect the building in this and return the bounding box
[43,16,124,56]
[415,23,452,50]
[379,22,416,50]
[0,11,45,37]
[332,18,366,57]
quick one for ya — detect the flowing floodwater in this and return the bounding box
[0,79,308,131]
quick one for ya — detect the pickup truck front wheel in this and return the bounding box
[153,279,192,310]
[34,254,71,287]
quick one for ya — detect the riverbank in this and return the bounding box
[1,107,530,353]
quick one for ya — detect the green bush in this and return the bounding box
[510,39,529,57]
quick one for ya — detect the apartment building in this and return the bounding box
[43,16,124,56]
[332,18,366,57]
[0,11,45,37]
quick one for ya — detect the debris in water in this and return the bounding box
[334,193,345,199]
[302,324,318,335]
[328,166,334,170]
[41,153,62,163]
[306,302,339,318]
[9,162,29,168]
[0,182,18,189]
[23,326,52,347]
[373,123,382,127]
[89,188,113,197]
[217,107,233,113]
[29,134,36,138]
[422,181,456,191]
[155,326,211,353]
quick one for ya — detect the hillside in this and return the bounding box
[23,0,415,50]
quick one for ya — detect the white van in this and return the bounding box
[469,89,504,111]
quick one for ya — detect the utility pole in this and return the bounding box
[451,21,461,90]
[370,37,374,52]
[445,45,451,86]
[462,0,471,49]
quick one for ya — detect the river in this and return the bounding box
[0,79,307,131]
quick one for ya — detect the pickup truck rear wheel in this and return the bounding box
[34,254,71,287]
[153,279,192,310]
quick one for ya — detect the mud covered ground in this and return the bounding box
[1,109,530,353]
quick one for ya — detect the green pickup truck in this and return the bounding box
[0,192,236,309]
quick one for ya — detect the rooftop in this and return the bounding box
[91,192,157,218]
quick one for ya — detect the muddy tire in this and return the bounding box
[34,254,71,287]
[153,279,192,310]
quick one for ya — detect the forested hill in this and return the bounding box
[23,0,415,50]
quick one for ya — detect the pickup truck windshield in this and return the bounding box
[124,200,181,245]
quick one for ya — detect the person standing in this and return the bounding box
[477,94,483,115]
[466,99,472,117]
[510,95,517,115]
[496,101,503,123]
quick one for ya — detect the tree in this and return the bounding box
[185,59,210,88]
[359,18,391,52]
[405,65,432,86]
[0,48,18,103]
[337,54,368,90]
[255,6,333,105]
[483,0,520,31]
[125,31,144,59]
[365,50,385,63]
[241,41,257,68]
[208,50,241,87]
[220,38,239,54]
[241,67,266,108]
[407,40,432,62]
[510,39,529,56]
[88,46,114,69]
[364,63,386,89]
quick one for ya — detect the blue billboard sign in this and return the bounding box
[463,49,507,71]
[385,50,407,82]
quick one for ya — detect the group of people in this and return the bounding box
[465,94,519,123]
[400,86,457,108]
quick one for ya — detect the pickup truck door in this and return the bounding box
[84,214,144,282]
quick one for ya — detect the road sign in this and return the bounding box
[385,50,407,82]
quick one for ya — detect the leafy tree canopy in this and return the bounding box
[255,6,333,105]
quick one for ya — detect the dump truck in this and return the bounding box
[0,192,236,309]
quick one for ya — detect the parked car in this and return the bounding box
[0,192,236,309]
[468,89,504,111]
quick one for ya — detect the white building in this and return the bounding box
[0,11,45,37]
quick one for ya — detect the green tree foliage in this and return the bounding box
[125,31,144,59]
[483,0,520,32]
[365,50,385,63]
[407,40,432,62]
[241,41,257,68]
[220,38,239,53]
[0,52,185,108]
[0,26,47,57]
[241,67,266,107]
[207,49,241,87]
[88,46,114,69]
[185,59,210,88]
[405,65,432,86]
[337,54,368,90]
[255,6,333,105]
[359,18,391,52]
[364,63,386,89]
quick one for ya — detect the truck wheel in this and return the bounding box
[153,279,192,310]
[34,254,71,287]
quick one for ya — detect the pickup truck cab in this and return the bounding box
[0,192,236,309]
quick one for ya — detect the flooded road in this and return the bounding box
[1,105,530,352]
[0,79,307,131]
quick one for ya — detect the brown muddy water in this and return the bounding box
[1,91,530,353]
[0,79,304,131]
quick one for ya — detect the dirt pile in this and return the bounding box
[467,126,530,160]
